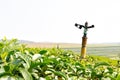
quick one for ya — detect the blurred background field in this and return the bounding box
[26,42,120,59]
[63,45,120,59]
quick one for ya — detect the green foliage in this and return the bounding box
[116,74,120,80]
[19,68,33,80]
[0,38,120,80]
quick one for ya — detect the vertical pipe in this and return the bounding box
[58,76,62,80]
[81,37,87,58]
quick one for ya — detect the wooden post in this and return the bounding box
[81,37,87,58]
[58,76,62,80]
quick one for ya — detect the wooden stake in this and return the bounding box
[81,37,87,58]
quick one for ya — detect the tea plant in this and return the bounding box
[0,38,120,80]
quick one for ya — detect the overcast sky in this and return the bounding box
[0,0,120,43]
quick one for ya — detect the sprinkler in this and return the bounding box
[75,21,94,58]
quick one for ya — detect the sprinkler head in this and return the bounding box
[91,25,94,28]
[75,23,78,27]
[75,23,83,29]
[79,25,83,29]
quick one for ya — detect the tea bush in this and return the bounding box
[0,38,120,80]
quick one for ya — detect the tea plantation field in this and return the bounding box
[0,38,120,80]
[63,46,120,59]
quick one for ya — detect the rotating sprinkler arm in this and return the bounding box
[75,23,84,29]
[75,21,94,37]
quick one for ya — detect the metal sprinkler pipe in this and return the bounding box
[75,21,94,58]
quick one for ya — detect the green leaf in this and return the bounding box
[18,53,31,69]
[29,61,41,71]
[94,62,110,68]
[39,50,47,55]
[12,59,22,65]
[31,73,39,79]
[6,51,14,62]
[0,60,3,64]
[0,72,11,77]
[0,76,16,80]
[4,65,10,72]
[19,68,33,80]
[107,67,113,74]
[1,52,8,61]
[48,69,67,80]
[116,74,120,80]
[32,54,41,61]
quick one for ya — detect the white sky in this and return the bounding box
[0,0,120,43]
